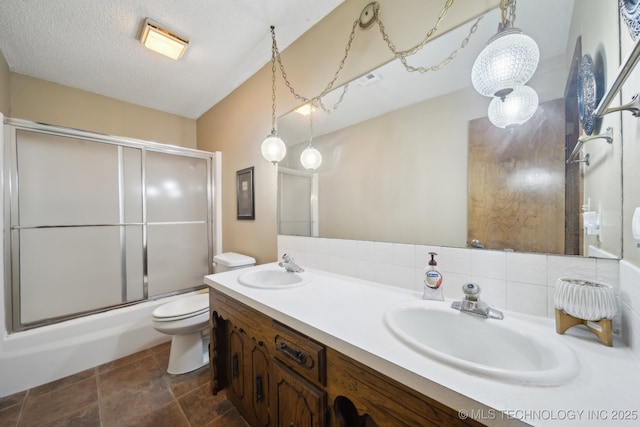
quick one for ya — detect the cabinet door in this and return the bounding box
[228,326,246,401]
[252,341,270,426]
[273,360,326,427]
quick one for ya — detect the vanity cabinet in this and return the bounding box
[272,321,327,426]
[211,292,273,426]
[209,289,485,427]
[273,359,327,426]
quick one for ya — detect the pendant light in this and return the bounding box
[300,107,322,170]
[261,27,286,164]
[263,2,486,161]
[300,146,322,170]
[488,85,538,128]
[471,0,539,98]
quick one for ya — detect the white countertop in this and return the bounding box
[205,263,640,427]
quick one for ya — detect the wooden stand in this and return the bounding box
[555,308,612,347]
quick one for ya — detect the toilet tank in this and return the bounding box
[213,252,256,273]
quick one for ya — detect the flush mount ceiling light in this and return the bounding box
[140,18,189,60]
[488,85,539,128]
[471,0,539,98]
[295,104,316,116]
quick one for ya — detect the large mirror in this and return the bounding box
[277,0,623,259]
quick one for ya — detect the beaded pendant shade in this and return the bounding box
[471,0,539,101]
[471,28,539,98]
[488,85,539,128]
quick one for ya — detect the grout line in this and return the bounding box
[95,367,104,427]
[150,346,193,426]
[174,398,192,426]
[15,389,28,427]
[161,372,192,427]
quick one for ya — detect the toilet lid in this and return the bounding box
[152,293,209,319]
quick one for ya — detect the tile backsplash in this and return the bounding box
[278,235,639,359]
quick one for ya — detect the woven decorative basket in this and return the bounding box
[555,278,617,320]
[554,278,617,346]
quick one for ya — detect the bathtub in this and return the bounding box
[0,291,204,397]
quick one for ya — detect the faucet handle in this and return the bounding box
[462,283,480,301]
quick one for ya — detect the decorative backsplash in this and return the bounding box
[278,235,640,359]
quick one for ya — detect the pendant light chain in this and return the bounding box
[270,26,278,133]
[269,0,481,115]
[374,0,481,74]
[308,108,314,145]
[271,23,357,115]
[501,0,517,28]
[398,16,482,73]
[375,0,454,59]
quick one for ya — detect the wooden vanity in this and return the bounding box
[208,288,484,427]
[205,264,640,427]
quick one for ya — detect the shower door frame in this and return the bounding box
[3,118,221,332]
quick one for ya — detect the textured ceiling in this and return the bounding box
[0,0,344,119]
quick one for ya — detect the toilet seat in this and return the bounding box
[152,293,209,322]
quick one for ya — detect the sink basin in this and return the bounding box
[384,300,579,385]
[238,267,311,289]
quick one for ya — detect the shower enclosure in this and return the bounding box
[3,118,219,332]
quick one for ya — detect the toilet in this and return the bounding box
[152,252,256,374]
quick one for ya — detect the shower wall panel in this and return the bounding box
[145,151,210,296]
[16,130,120,225]
[19,227,124,323]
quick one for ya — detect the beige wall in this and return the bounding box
[196,0,496,263]
[9,73,196,148]
[284,86,485,246]
[0,50,9,115]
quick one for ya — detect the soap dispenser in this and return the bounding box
[423,252,444,301]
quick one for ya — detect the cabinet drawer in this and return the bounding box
[273,321,326,386]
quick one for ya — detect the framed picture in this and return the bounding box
[236,167,255,220]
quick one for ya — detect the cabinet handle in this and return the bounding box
[232,352,239,378]
[278,342,307,365]
[256,372,264,402]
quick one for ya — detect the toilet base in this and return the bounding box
[167,331,209,375]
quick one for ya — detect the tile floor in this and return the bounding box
[0,341,249,427]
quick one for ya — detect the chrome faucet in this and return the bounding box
[278,254,304,273]
[451,283,504,320]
